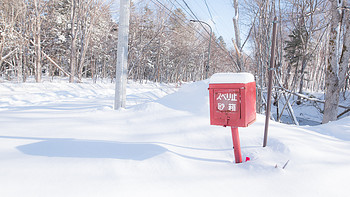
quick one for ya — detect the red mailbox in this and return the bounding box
[209,73,256,127]
[208,73,256,163]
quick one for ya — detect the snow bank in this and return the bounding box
[307,116,350,141]
[156,80,209,115]
[1,80,350,197]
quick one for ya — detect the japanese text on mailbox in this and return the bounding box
[215,92,239,112]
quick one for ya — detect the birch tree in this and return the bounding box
[232,0,244,71]
[323,0,350,123]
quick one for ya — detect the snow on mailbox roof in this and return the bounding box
[209,72,255,84]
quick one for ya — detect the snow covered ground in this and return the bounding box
[270,91,350,126]
[1,79,350,197]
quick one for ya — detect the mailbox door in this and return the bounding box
[212,88,241,126]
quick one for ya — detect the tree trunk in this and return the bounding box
[77,30,91,81]
[69,0,77,83]
[297,55,308,104]
[78,1,97,81]
[322,0,345,124]
[232,0,244,72]
[339,1,350,90]
[284,64,292,89]
[34,0,42,82]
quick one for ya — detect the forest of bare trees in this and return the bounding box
[0,0,349,123]
[236,0,349,123]
[0,0,234,83]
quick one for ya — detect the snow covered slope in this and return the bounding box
[0,80,349,197]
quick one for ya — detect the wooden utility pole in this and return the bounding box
[114,0,130,110]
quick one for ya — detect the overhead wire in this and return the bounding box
[203,0,220,34]
[182,0,211,36]
[163,0,228,54]
[203,0,233,40]
[150,0,210,41]
[149,0,238,69]
[171,0,214,40]
[178,0,238,67]
[186,0,210,20]
[154,0,223,54]
[204,0,214,21]
[171,0,197,20]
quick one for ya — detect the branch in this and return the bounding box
[41,51,70,77]
[338,108,350,118]
[28,38,82,83]
[0,48,18,64]
[275,86,350,109]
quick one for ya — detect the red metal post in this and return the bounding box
[231,127,242,163]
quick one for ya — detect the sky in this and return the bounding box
[113,0,238,49]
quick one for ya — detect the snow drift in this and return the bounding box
[0,80,350,197]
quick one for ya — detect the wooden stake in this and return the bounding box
[263,16,278,147]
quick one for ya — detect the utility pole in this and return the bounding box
[114,0,130,110]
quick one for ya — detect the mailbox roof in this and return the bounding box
[209,72,255,84]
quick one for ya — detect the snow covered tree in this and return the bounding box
[0,0,23,79]
[43,0,71,77]
[29,0,45,82]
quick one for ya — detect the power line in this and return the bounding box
[166,0,216,41]
[182,0,211,36]
[202,0,230,39]
[204,0,214,24]
[181,0,230,49]
[152,0,212,41]
[179,0,237,67]
[163,0,225,54]
[149,0,239,69]
[150,0,209,40]
[171,0,197,20]
[184,0,209,20]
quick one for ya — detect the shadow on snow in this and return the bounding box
[0,136,231,163]
[1,136,166,161]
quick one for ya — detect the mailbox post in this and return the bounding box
[208,73,256,163]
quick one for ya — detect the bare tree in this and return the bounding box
[323,0,350,123]
[31,0,45,82]
[69,0,78,83]
[232,0,244,71]
[338,2,350,91]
